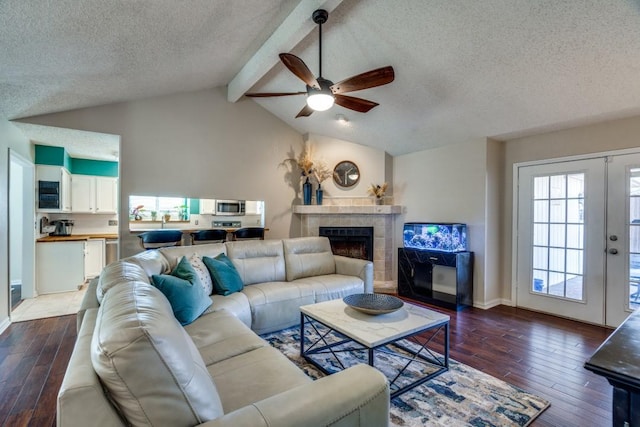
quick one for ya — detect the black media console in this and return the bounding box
[398,248,473,311]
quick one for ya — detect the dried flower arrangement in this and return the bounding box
[297,147,314,178]
[367,183,388,199]
[313,161,333,187]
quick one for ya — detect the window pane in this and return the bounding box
[566,249,583,275]
[630,196,640,224]
[550,175,566,199]
[567,224,583,249]
[534,176,549,199]
[533,224,548,246]
[550,200,566,223]
[566,274,583,300]
[533,270,547,293]
[548,272,565,296]
[630,171,640,196]
[534,200,549,222]
[549,248,565,272]
[533,246,548,270]
[567,174,584,198]
[567,199,583,223]
[631,225,640,253]
[549,224,565,247]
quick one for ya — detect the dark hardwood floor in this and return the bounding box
[0,305,613,427]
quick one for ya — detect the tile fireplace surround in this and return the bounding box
[292,200,402,293]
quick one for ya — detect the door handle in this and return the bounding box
[608,248,619,255]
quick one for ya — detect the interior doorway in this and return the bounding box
[9,150,35,312]
[514,151,640,327]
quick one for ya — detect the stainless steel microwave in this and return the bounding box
[215,199,245,216]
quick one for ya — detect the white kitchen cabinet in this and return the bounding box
[245,200,263,215]
[71,175,118,213]
[85,239,105,279]
[36,241,85,294]
[36,165,71,212]
[200,198,216,214]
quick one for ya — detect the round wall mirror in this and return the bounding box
[333,161,360,188]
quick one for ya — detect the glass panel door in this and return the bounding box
[516,158,605,324]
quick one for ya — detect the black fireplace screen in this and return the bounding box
[319,227,374,261]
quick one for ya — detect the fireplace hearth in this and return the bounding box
[319,227,373,261]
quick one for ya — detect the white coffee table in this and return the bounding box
[300,298,450,399]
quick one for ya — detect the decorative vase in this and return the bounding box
[303,177,312,205]
[316,186,323,205]
[375,197,383,205]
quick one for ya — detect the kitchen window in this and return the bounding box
[129,196,190,221]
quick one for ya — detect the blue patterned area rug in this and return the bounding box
[261,326,550,427]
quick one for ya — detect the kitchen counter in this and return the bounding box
[37,233,119,242]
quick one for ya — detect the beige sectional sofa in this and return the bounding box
[58,236,390,427]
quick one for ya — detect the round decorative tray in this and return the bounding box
[343,293,404,315]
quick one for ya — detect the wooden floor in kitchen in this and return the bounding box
[0,304,613,427]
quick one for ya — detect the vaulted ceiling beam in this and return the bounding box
[227,0,344,103]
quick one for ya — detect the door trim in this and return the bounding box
[511,147,640,308]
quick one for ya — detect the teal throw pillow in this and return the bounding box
[202,254,244,296]
[151,256,212,325]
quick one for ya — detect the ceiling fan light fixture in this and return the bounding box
[306,92,334,111]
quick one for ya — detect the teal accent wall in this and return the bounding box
[190,198,200,214]
[70,158,118,177]
[35,144,118,176]
[35,145,65,166]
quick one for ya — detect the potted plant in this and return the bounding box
[150,211,157,221]
[131,205,144,221]
[297,147,315,205]
[163,212,172,223]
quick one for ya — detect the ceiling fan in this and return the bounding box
[245,9,395,118]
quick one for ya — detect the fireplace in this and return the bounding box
[319,227,374,261]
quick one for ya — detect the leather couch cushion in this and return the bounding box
[97,261,151,304]
[294,274,365,302]
[185,310,267,365]
[226,240,286,285]
[203,292,252,328]
[242,281,315,334]
[283,237,336,281]
[92,281,223,426]
[159,243,226,270]
[207,346,311,413]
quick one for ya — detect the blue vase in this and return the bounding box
[316,187,323,205]
[303,178,312,205]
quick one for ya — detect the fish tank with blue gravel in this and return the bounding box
[403,223,468,252]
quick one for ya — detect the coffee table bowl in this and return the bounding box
[343,293,404,315]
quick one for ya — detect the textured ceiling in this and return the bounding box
[4,0,640,158]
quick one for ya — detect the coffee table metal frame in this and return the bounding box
[300,302,449,399]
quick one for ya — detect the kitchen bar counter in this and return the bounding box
[37,233,119,242]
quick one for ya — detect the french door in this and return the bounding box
[515,153,640,327]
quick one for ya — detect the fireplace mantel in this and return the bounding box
[292,205,402,215]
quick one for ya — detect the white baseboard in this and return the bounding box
[473,298,512,310]
[0,317,11,335]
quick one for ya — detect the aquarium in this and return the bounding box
[403,223,468,252]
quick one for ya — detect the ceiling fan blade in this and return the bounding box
[279,53,319,89]
[245,91,306,97]
[334,94,379,113]
[295,104,314,118]
[330,66,395,94]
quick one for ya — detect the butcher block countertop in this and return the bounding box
[37,233,119,242]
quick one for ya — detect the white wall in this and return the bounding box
[0,120,33,331]
[394,139,489,306]
[20,88,304,257]
[305,133,390,198]
[502,115,640,301]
